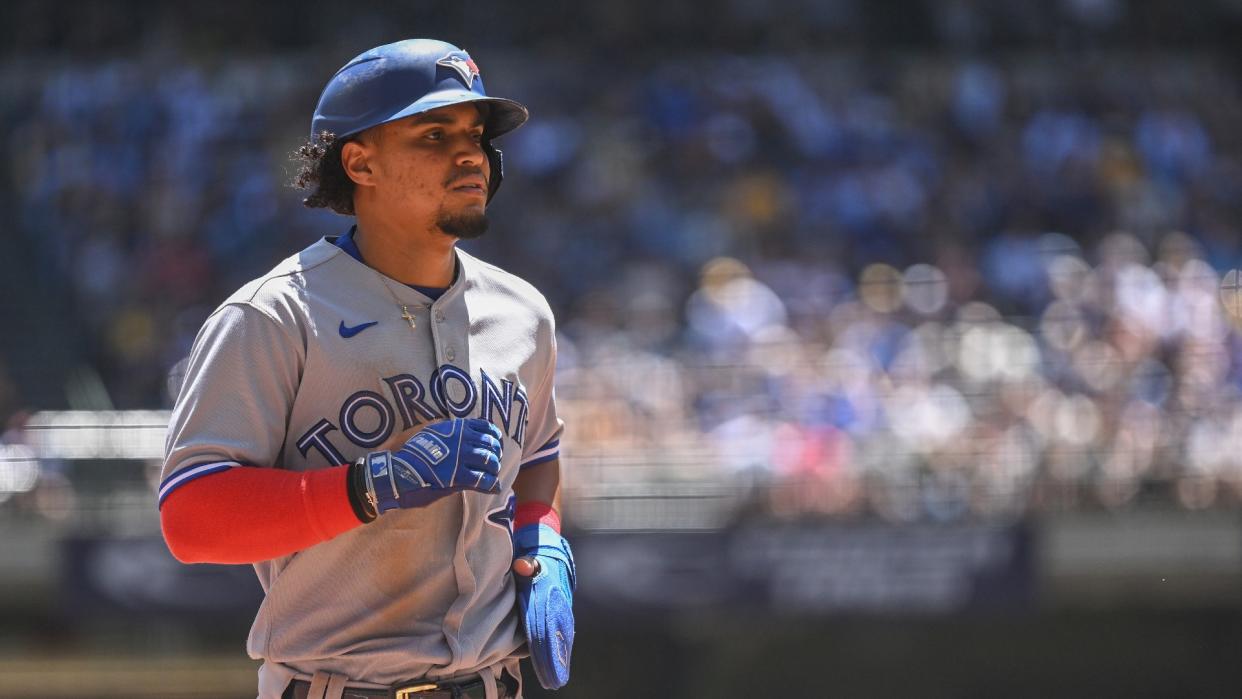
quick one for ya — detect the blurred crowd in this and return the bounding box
[3,8,1242,523]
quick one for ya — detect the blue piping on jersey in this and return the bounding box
[158,460,239,507]
[519,437,561,470]
[519,452,559,470]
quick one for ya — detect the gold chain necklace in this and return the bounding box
[372,271,427,331]
[348,234,449,331]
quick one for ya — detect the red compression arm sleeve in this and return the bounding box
[159,465,364,564]
[514,501,561,532]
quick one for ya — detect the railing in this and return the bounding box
[2,404,1237,536]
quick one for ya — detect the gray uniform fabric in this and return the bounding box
[160,237,562,698]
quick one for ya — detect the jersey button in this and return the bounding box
[435,310,445,322]
[444,346,456,361]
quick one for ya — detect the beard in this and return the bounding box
[435,208,490,240]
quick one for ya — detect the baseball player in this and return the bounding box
[158,39,575,699]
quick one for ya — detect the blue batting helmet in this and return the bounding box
[310,39,529,201]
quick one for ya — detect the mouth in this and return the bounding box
[449,176,488,196]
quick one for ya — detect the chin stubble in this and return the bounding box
[435,210,490,240]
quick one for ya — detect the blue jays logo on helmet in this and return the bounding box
[437,51,480,88]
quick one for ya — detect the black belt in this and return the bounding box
[283,671,517,699]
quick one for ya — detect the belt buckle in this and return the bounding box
[394,683,438,699]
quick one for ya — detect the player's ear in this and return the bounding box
[340,139,376,187]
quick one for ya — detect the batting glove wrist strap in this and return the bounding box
[348,458,380,522]
[514,524,576,689]
[361,418,504,514]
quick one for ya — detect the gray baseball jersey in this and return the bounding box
[159,234,562,696]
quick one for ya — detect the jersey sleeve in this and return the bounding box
[519,309,563,470]
[159,302,305,507]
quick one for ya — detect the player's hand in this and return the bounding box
[358,418,503,513]
[378,425,422,452]
[513,524,576,689]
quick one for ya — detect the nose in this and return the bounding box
[454,136,486,169]
[453,142,489,186]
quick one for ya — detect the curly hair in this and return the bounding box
[292,131,355,215]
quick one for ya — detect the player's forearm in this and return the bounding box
[159,464,364,564]
[514,458,560,508]
[513,457,562,527]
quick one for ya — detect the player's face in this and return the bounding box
[360,103,492,239]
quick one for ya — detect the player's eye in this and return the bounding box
[424,130,444,141]
[471,131,485,143]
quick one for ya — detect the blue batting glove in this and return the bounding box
[514,523,576,689]
[360,418,503,513]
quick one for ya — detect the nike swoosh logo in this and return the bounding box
[338,320,378,338]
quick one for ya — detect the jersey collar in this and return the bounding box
[329,226,457,302]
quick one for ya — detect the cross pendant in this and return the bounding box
[400,306,417,330]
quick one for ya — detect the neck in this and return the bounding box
[352,213,456,287]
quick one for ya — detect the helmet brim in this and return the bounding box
[339,91,529,142]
